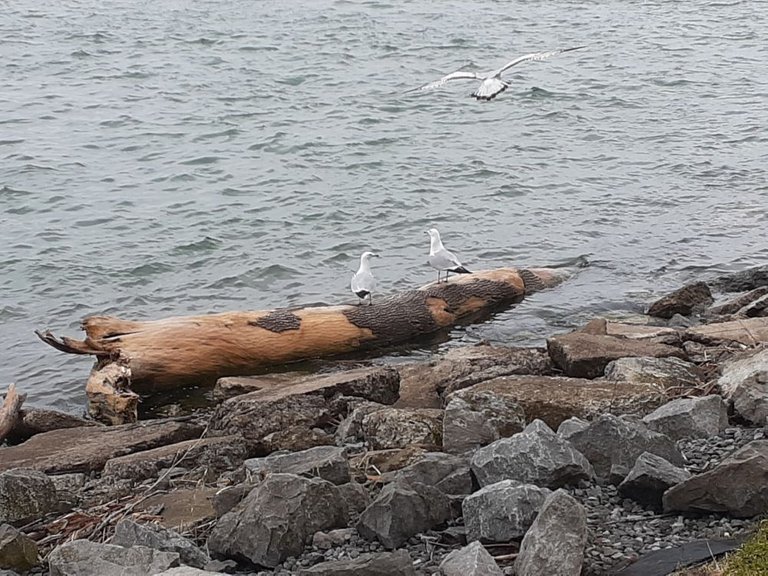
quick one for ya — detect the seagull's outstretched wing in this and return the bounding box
[405,71,481,93]
[494,46,587,76]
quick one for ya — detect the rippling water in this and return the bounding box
[1,0,766,411]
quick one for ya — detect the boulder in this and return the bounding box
[442,389,525,454]
[50,473,86,510]
[515,489,587,576]
[687,317,768,346]
[709,287,768,316]
[556,417,589,440]
[0,469,58,525]
[335,402,385,445]
[244,445,350,485]
[388,452,473,495]
[47,539,178,576]
[604,357,702,390]
[255,426,335,454]
[212,483,254,517]
[210,367,400,448]
[361,408,443,450]
[336,482,372,518]
[711,265,768,293]
[546,332,685,379]
[567,414,684,480]
[642,395,728,440]
[297,549,416,575]
[0,419,203,474]
[207,473,346,567]
[0,524,38,572]
[396,345,555,409]
[463,480,550,542]
[102,436,247,482]
[663,440,768,517]
[448,376,663,430]
[356,481,452,549]
[470,420,594,489]
[647,282,713,319]
[718,349,768,425]
[6,408,100,443]
[112,519,210,569]
[439,541,502,576]
[618,452,691,510]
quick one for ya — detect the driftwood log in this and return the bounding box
[36,267,569,424]
[0,383,26,444]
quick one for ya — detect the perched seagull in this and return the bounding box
[427,228,471,283]
[406,46,586,101]
[350,251,379,306]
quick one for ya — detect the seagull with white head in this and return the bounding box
[427,228,471,283]
[407,46,586,101]
[350,251,379,306]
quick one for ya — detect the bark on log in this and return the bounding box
[36,267,569,424]
[0,383,26,444]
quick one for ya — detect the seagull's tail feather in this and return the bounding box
[450,266,472,274]
[472,78,508,101]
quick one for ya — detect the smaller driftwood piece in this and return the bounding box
[0,383,26,445]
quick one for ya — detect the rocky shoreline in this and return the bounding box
[2,264,768,576]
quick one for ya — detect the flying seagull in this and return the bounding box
[427,228,471,283]
[350,251,379,305]
[407,46,586,101]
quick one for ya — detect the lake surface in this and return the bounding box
[1,0,766,412]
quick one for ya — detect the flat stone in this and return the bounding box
[470,420,594,489]
[47,539,179,576]
[362,408,443,450]
[642,395,728,440]
[112,519,210,568]
[463,480,550,542]
[6,408,100,444]
[210,367,400,447]
[647,282,713,319]
[356,481,453,549]
[718,349,768,424]
[711,265,768,293]
[547,332,685,379]
[208,474,347,567]
[349,447,426,482]
[0,419,203,474]
[396,345,555,409]
[687,317,768,345]
[134,488,216,530]
[709,287,768,316]
[297,549,416,576]
[213,371,306,401]
[255,426,335,455]
[439,541,502,576]
[0,469,58,525]
[605,323,678,340]
[102,436,246,482]
[663,440,768,517]
[442,388,525,454]
[604,356,702,390]
[618,452,691,511]
[515,489,587,576]
[0,524,38,572]
[244,445,350,485]
[450,376,664,430]
[567,414,684,480]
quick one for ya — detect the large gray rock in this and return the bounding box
[618,452,691,510]
[297,549,416,575]
[49,474,86,510]
[47,539,178,576]
[336,481,372,519]
[439,541,502,576]
[567,414,684,480]
[642,395,728,440]
[709,287,768,316]
[546,332,685,379]
[515,489,587,576]
[112,519,209,569]
[442,389,525,454]
[6,408,100,444]
[664,440,768,517]
[647,282,713,319]
[556,417,588,440]
[718,349,768,425]
[207,473,347,567]
[390,452,473,495]
[335,402,385,445]
[0,524,38,572]
[604,356,702,390]
[470,420,594,489]
[362,408,443,450]
[0,469,58,525]
[463,481,551,543]
[712,265,768,293]
[244,445,350,485]
[356,481,453,549]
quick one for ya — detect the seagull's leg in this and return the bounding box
[368,293,373,306]
[446,270,451,282]
[436,270,441,284]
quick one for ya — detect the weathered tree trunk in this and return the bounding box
[0,383,26,444]
[36,267,568,424]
